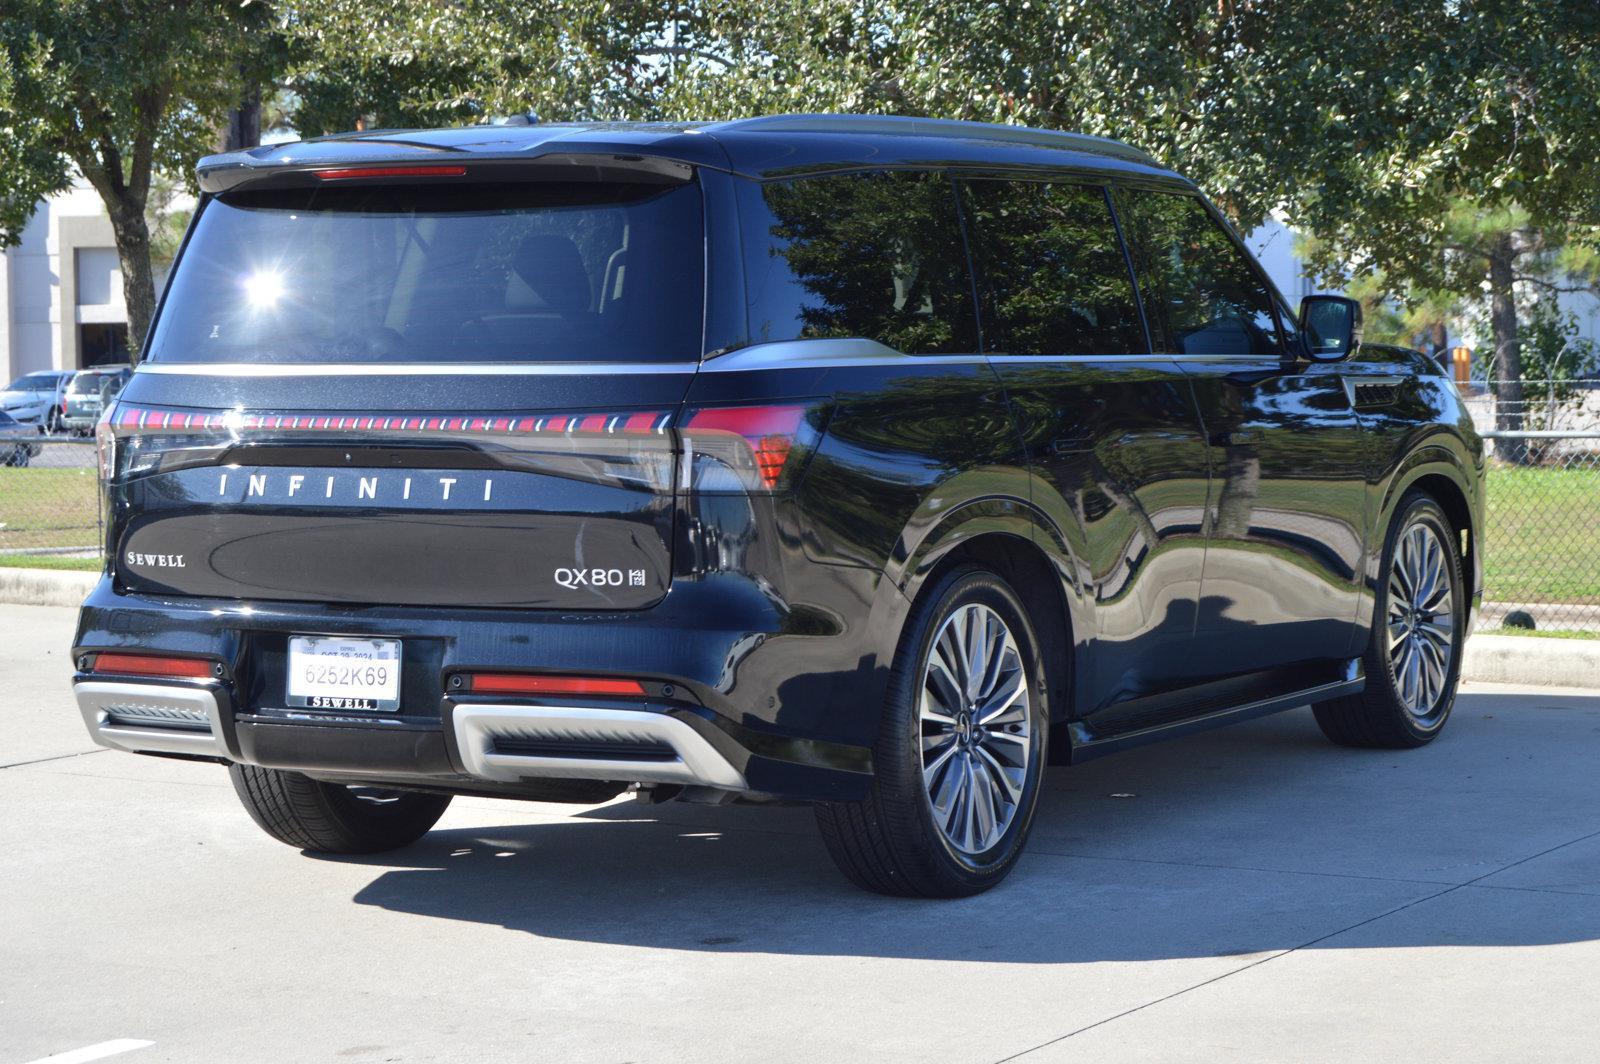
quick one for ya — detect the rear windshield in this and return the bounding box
[69,372,124,395]
[146,180,705,365]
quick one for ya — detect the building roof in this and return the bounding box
[195,114,1186,192]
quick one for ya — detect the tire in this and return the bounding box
[229,764,452,854]
[1312,491,1465,748]
[815,566,1050,897]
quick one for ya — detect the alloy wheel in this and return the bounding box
[919,603,1032,855]
[1386,520,1456,719]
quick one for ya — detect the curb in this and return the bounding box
[0,567,98,608]
[1462,633,1600,689]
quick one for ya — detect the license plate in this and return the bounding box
[287,636,401,711]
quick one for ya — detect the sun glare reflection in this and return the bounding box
[242,270,285,308]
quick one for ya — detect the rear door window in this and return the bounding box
[1113,189,1283,356]
[147,180,705,364]
[959,180,1147,356]
[740,171,980,353]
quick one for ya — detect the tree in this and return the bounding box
[0,1,276,361]
[1285,2,1600,456]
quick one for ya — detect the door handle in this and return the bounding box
[1210,430,1262,447]
[1048,437,1093,454]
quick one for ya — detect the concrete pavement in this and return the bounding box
[2,603,1597,1063]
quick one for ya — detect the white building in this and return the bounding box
[0,180,137,382]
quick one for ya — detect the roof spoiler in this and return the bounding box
[196,149,694,195]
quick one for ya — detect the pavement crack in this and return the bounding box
[0,748,106,770]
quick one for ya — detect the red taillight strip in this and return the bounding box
[314,165,468,180]
[461,673,647,697]
[89,653,215,679]
[112,404,674,437]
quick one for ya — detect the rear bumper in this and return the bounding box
[71,579,881,800]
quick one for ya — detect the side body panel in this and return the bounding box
[996,359,1211,717]
[1178,357,1368,675]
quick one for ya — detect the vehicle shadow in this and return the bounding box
[338,690,1600,963]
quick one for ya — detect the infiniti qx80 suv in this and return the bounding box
[71,115,1482,897]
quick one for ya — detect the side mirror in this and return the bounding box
[1300,295,1363,361]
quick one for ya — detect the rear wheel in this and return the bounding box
[816,566,1049,897]
[229,764,451,853]
[1313,492,1464,748]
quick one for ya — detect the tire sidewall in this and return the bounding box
[890,567,1050,886]
[1373,495,1465,739]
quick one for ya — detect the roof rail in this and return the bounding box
[709,114,1162,168]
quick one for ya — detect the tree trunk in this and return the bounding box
[216,81,263,153]
[107,201,156,365]
[1487,233,1527,464]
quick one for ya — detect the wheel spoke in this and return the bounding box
[922,658,962,722]
[976,665,1025,725]
[970,761,999,849]
[975,745,1024,804]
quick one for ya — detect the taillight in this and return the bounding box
[87,653,215,680]
[459,673,646,697]
[104,403,678,493]
[680,402,822,493]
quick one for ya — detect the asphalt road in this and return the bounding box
[3,603,1598,1063]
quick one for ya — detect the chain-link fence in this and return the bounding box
[4,390,1599,631]
[0,433,101,571]
[1481,431,1600,631]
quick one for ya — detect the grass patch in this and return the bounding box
[1481,626,1599,640]
[1484,462,1600,605]
[0,465,100,552]
[0,553,100,572]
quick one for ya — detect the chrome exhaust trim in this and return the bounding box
[452,704,747,790]
[74,681,227,757]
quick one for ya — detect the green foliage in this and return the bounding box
[0,1,270,243]
[1500,299,1599,418]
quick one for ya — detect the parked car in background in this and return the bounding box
[60,366,132,435]
[0,410,42,466]
[71,115,1485,897]
[1,370,71,432]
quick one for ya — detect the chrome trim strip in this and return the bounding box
[452,703,747,789]
[74,681,227,757]
[135,361,701,377]
[704,338,980,371]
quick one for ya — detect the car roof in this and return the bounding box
[196,114,1190,191]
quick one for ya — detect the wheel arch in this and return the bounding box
[1375,444,1482,609]
[900,519,1077,729]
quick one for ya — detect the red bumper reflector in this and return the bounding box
[462,673,646,697]
[90,653,214,679]
[314,165,468,181]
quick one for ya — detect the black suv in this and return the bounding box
[72,115,1483,896]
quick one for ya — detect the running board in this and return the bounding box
[1067,661,1365,764]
